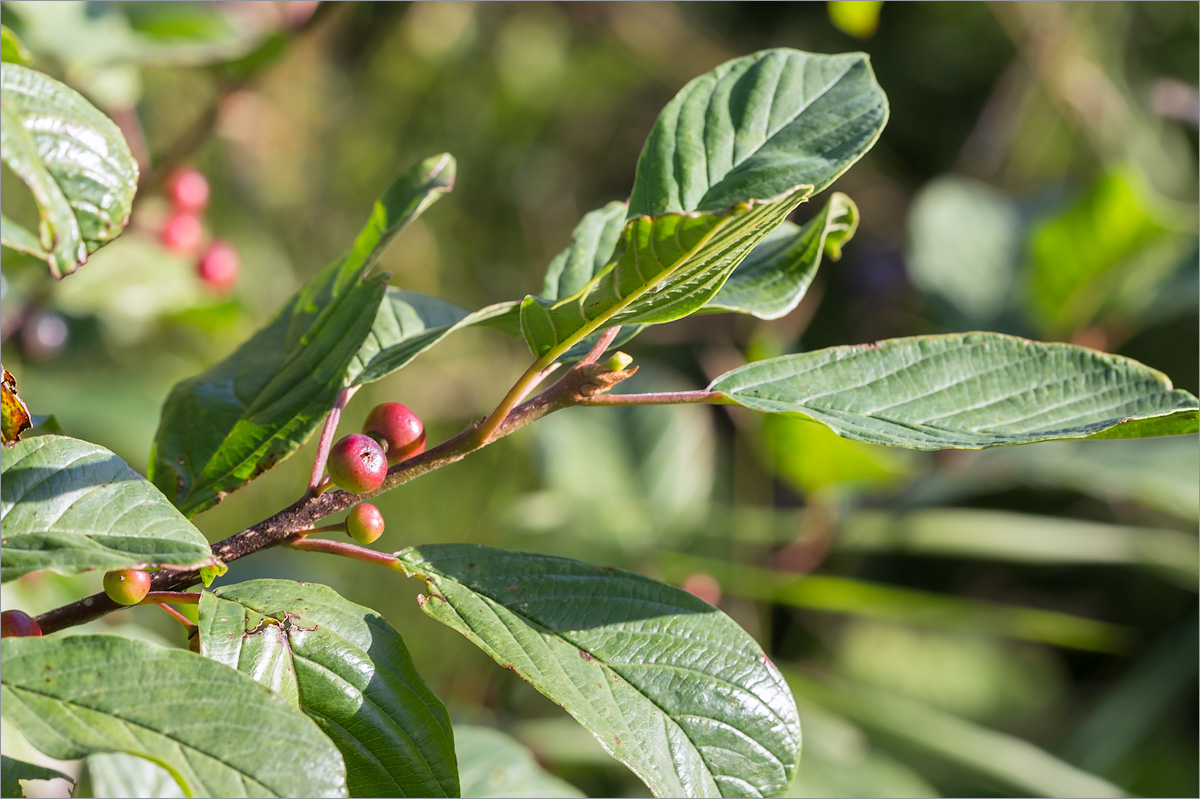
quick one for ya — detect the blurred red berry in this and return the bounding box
[166,168,210,213]
[1,609,42,638]
[161,212,204,253]
[197,240,240,292]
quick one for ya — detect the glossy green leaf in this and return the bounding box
[79,753,184,799]
[0,435,217,582]
[628,49,887,216]
[706,192,858,319]
[0,635,347,798]
[348,290,515,386]
[455,725,584,798]
[149,154,454,516]
[711,333,1199,450]
[0,64,138,278]
[0,26,31,65]
[396,544,801,798]
[520,187,807,359]
[0,755,71,799]
[198,580,458,799]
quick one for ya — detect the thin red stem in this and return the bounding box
[154,603,196,631]
[309,385,360,492]
[286,536,403,569]
[140,592,201,605]
[576,390,732,406]
[576,326,622,367]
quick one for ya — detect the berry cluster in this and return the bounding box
[160,168,240,293]
[326,402,426,495]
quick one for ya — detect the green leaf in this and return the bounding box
[711,332,1199,450]
[1,635,347,797]
[396,544,801,799]
[348,290,516,386]
[198,580,458,799]
[628,49,887,216]
[0,755,71,799]
[706,192,858,319]
[149,154,454,516]
[0,26,32,65]
[0,64,138,278]
[455,725,584,798]
[541,201,629,299]
[0,435,217,582]
[520,187,807,359]
[79,753,184,799]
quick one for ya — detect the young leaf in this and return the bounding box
[0,25,32,65]
[0,635,347,798]
[198,580,458,799]
[1,366,32,444]
[628,49,887,217]
[541,201,629,299]
[0,64,138,278]
[710,332,1199,450]
[705,192,859,319]
[0,755,72,799]
[454,725,584,799]
[347,290,516,386]
[396,544,801,799]
[0,435,217,582]
[149,155,454,517]
[520,186,807,359]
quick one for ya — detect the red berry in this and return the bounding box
[363,402,426,465]
[103,569,152,606]
[346,503,385,545]
[0,610,42,638]
[166,168,210,213]
[197,240,239,292]
[327,434,388,494]
[161,212,204,253]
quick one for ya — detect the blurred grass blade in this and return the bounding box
[784,670,1127,798]
[0,64,138,277]
[396,544,801,798]
[149,154,454,516]
[711,332,1199,449]
[455,725,584,799]
[78,753,184,799]
[837,509,1199,589]
[658,552,1130,653]
[0,24,31,64]
[199,580,458,798]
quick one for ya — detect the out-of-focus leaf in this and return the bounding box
[149,154,454,517]
[1,366,32,444]
[1,635,347,798]
[658,552,1129,653]
[0,25,31,65]
[1027,167,1192,336]
[706,193,858,319]
[785,670,1126,798]
[455,725,584,798]
[0,435,218,582]
[836,508,1199,589]
[628,49,887,216]
[520,187,807,358]
[348,291,515,386]
[759,413,915,494]
[198,580,458,799]
[0,755,71,798]
[79,753,184,799]
[396,544,801,798]
[826,1,885,39]
[906,176,1020,323]
[711,333,1199,450]
[0,64,138,278]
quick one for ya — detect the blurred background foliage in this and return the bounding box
[1,2,1197,797]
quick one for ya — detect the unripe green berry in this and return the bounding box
[0,609,42,638]
[104,569,152,606]
[346,503,386,545]
[327,434,388,493]
[604,351,633,371]
[363,402,426,465]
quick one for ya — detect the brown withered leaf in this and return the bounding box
[1,365,32,445]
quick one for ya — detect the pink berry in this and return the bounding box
[197,240,239,292]
[161,212,204,253]
[0,610,42,638]
[363,402,426,465]
[346,503,385,545]
[327,434,388,494]
[166,168,210,213]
